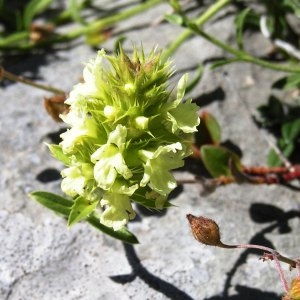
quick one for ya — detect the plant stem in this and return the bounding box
[273,253,289,293]
[217,242,297,292]
[0,66,65,95]
[56,0,162,41]
[0,0,162,50]
[161,0,232,62]
[190,26,300,73]
[218,242,297,269]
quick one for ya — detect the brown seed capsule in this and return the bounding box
[30,23,54,43]
[44,94,69,122]
[186,214,221,247]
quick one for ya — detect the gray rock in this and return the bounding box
[1,1,299,299]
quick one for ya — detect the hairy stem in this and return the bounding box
[0,66,65,95]
[217,242,297,292]
[218,242,297,269]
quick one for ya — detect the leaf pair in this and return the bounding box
[30,191,139,244]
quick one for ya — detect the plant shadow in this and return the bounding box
[110,243,194,300]
[111,203,300,299]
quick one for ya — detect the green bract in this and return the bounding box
[50,47,199,230]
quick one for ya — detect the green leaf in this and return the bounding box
[30,191,139,244]
[69,0,86,25]
[210,58,239,69]
[23,0,53,29]
[202,112,221,144]
[273,74,300,90]
[30,191,73,216]
[114,36,127,54]
[283,74,300,90]
[164,13,184,26]
[87,215,139,244]
[229,156,250,183]
[177,73,188,102]
[194,111,221,146]
[282,142,295,158]
[201,145,241,178]
[283,0,300,16]
[267,149,282,167]
[185,64,203,94]
[131,188,173,209]
[282,119,300,142]
[234,8,252,50]
[267,135,296,167]
[48,144,71,166]
[68,196,99,226]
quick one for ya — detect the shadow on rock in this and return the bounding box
[36,168,61,183]
[192,86,226,107]
[110,243,193,300]
[220,206,300,298]
[205,285,280,300]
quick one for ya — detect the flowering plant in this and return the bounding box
[31,46,199,241]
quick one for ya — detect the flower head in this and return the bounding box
[50,46,199,230]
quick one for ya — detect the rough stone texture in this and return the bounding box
[1,1,299,299]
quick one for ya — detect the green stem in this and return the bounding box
[53,0,91,25]
[0,31,29,47]
[194,28,300,73]
[0,0,162,50]
[161,0,231,61]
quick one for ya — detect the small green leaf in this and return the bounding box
[30,191,73,216]
[234,8,252,50]
[114,36,127,54]
[267,149,282,167]
[267,139,295,167]
[23,0,53,29]
[185,64,203,94]
[284,74,300,90]
[87,215,139,244]
[48,144,71,166]
[201,145,241,178]
[282,142,295,158]
[273,74,300,90]
[177,74,188,102]
[164,13,184,26]
[68,196,99,227]
[69,0,86,25]
[203,112,221,144]
[229,156,250,183]
[283,0,300,16]
[131,188,173,209]
[210,58,239,69]
[282,119,300,142]
[195,111,221,146]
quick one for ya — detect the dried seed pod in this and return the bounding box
[30,23,54,42]
[186,214,221,247]
[44,94,69,122]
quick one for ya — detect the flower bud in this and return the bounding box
[186,214,221,246]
